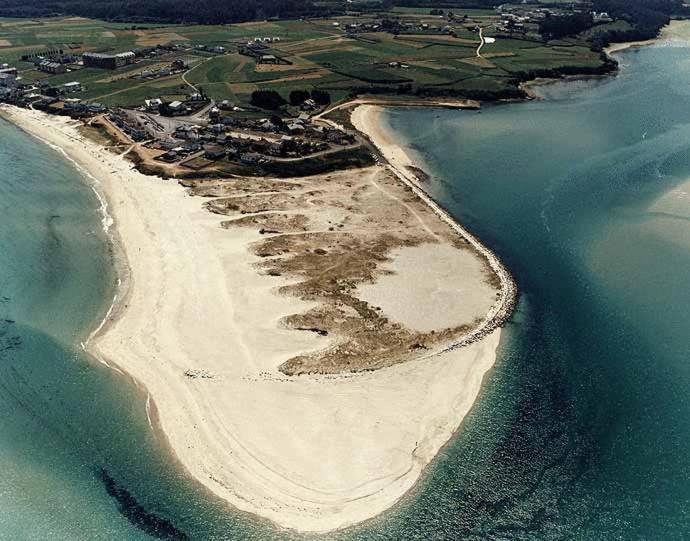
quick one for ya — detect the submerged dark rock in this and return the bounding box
[97,468,188,540]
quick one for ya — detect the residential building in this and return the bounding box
[62,81,82,93]
[144,98,163,112]
[0,73,17,88]
[82,51,136,70]
[39,60,67,74]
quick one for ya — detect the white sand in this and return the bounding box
[646,177,690,250]
[604,39,658,55]
[1,106,504,533]
[605,21,690,56]
[351,105,515,335]
[659,20,690,45]
[351,105,420,183]
[357,243,497,333]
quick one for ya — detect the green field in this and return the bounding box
[0,13,613,108]
[580,20,634,40]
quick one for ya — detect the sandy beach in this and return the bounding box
[351,104,515,328]
[0,105,510,532]
[604,38,658,55]
[605,20,690,56]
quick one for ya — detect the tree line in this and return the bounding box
[0,0,326,24]
[539,12,594,40]
[250,89,331,110]
[0,0,510,23]
[536,0,685,46]
[591,0,685,47]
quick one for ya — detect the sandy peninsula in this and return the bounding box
[0,104,514,532]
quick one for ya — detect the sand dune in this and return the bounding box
[1,105,508,532]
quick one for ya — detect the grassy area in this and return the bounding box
[186,55,243,84]
[0,13,614,108]
[580,20,634,40]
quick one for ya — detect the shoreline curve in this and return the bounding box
[0,103,514,533]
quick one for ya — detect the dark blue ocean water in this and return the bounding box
[1,43,689,540]
[361,45,690,540]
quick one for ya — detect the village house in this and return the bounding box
[108,112,147,141]
[86,102,106,114]
[62,81,82,93]
[267,142,283,156]
[240,152,266,165]
[175,124,200,139]
[204,144,226,159]
[167,100,186,115]
[592,11,613,23]
[159,149,180,162]
[244,41,267,51]
[144,98,163,112]
[287,120,305,134]
[300,98,317,111]
[82,51,136,70]
[259,119,277,131]
[0,73,18,88]
[39,60,67,74]
[250,139,271,154]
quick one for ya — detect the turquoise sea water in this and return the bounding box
[0,121,261,540]
[1,43,690,540]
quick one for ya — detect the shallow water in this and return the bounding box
[359,44,690,539]
[0,120,269,540]
[1,43,689,540]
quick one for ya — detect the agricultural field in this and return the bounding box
[0,9,612,109]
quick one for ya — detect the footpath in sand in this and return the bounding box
[0,105,511,532]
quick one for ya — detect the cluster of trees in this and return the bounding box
[250,90,287,110]
[539,12,594,40]
[250,89,331,110]
[591,0,684,47]
[289,89,331,105]
[0,0,325,24]
[393,0,498,6]
[393,0,501,8]
[0,0,506,22]
[535,0,685,47]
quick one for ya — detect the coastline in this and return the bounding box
[604,38,658,55]
[518,21,690,100]
[603,20,690,56]
[0,104,511,532]
[350,105,517,345]
[519,73,612,99]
